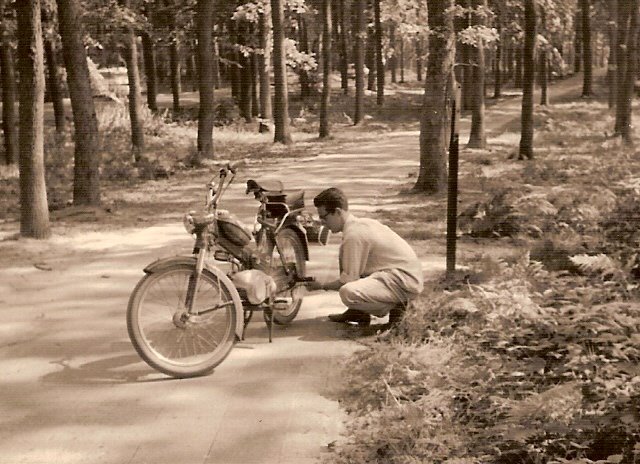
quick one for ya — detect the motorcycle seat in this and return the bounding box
[246,179,284,194]
[246,179,305,211]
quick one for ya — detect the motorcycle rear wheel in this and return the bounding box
[264,228,306,325]
[127,264,237,378]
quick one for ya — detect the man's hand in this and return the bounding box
[305,280,324,292]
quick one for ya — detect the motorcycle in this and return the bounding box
[126,164,329,378]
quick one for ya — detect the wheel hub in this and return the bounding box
[172,311,189,328]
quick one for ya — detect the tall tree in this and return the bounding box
[122,11,144,159]
[615,0,630,135]
[170,38,181,112]
[518,0,536,160]
[415,35,423,81]
[17,0,50,238]
[374,0,384,104]
[57,0,101,206]
[258,7,272,132]
[0,0,17,165]
[414,0,455,195]
[493,21,502,98]
[42,7,65,134]
[319,0,332,138]
[353,0,365,124]
[196,0,215,159]
[271,0,292,143]
[338,0,349,94]
[573,7,582,73]
[238,20,253,122]
[620,0,638,144]
[581,0,593,96]
[141,3,157,112]
[538,8,548,106]
[467,0,488,149]
[607,0,617,109]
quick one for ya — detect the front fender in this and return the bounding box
[143,256,244,339]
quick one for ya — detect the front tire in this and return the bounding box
[127,264,237,378]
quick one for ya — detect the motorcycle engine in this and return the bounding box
[231,269,277,305]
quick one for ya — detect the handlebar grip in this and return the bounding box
[297,276,315,282]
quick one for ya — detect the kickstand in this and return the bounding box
[264,306,273,343]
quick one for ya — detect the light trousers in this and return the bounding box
[338,269,422,318]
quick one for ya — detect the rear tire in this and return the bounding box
[264,228,306,325]
[127,264,237,378]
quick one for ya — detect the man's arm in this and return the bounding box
[306,278,343,292]
[321,279,343,291]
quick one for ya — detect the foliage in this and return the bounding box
[329,253,640,463]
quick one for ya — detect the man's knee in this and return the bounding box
[339,283,358,307]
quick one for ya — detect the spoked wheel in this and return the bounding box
[127,264,237,378]
[263,228,306,325]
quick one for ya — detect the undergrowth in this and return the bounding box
[329,81,640,463]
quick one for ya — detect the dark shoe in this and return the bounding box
[328,308,371,326]
[376,305,406,333]
[388,304,406,326]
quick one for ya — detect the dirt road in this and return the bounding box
[0,74,587,464]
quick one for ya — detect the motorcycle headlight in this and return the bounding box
[183,212,196,234]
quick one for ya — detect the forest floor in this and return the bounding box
[1,69,635,464]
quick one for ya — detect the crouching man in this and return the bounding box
[306,187,423,330]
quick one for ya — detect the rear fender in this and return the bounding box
[143,256,244,338]
[281,224,309,262]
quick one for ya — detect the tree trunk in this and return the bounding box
[170,40,181,112]
[123,27,144,159]
[615,0,631,134]
[319,0,332,138]
[518,0,536,160]
[258,10,272,131]
[494,23,502,98]
[389,24,397,83]
[17,0,50,238]
[339,0,349,94]
[608,0,617,109]
[196,0,215,159]
[57,0,101,206]
[353,0,365,124]
[414,0,455,195]
[271,0,292,144]
[374,0,384,104]
[621,0,639,144]
[141,32,158,112]
[250,43,259,118]
[538,9,548,105]
[582,0,593,96]
[399,38,405,83]
[415,35,423,82]
[229,21,241,101]
[574,9,582,73]
[0,0,18,165]
[238,21,252,122]
[468,0,487,148]
[212,36,221,89]
[44,37,65,133]
[539,51,548,105]
[514,46,523,88]
[366,27,376,91]
[298,14,311,100]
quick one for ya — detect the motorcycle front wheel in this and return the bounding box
[264,228,306,325]
[127,264,237,378]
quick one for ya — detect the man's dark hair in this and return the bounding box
[313,187,349,213]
